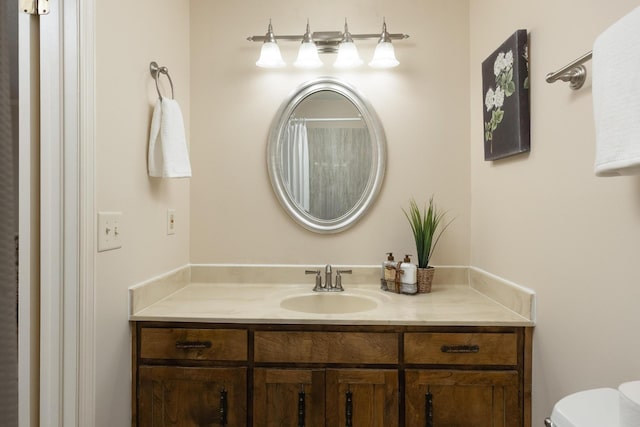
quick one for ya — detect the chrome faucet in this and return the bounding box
[324,264,333,289]
[305,269,323,291]
[305,265,351,292]
[335,269,352,291]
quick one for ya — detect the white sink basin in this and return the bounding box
[279,293,379,314]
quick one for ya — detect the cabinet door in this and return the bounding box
[325,369,399,427]
[138,366,246,427]
[253,368,325,427]
[405,370,520,427]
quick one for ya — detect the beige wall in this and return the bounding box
[95,0,190,426]
[469,0,640,425]
[189,0,471,266]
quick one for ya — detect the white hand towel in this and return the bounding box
[148,98,192,178]
[593,7,640,176]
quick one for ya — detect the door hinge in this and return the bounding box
[21,0,50,15]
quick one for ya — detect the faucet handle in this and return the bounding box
[305,269,323,291]
[334,269,352,291]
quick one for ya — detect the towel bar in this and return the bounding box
[149,61,174,100]
[546,50,592,90]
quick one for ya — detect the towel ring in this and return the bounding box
[149,61,174,100]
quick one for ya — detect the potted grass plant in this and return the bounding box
[403,196,453,293]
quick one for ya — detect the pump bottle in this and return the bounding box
[382,252,396,282]
[400,254,417,294]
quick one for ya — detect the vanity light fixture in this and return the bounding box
[255,19,286,68]
[247,18,409,69]
[333,19,363,69]
[369,19,400,69]
[294,20,323,69]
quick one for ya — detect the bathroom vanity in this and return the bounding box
[129,266,534,427]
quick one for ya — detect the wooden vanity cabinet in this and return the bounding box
[252,331,400,427]
[133,326,249,426]
[132,323,532,427]
[404,330,531,427]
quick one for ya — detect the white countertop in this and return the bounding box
[129,266,535,326]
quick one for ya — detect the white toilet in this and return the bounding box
[545,381,640,427]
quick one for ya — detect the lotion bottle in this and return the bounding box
[400,254,417,294]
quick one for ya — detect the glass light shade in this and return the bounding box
[368,41,399,68]
[256,42,286,68]
[294,42,323,68]
[333,42,363,68]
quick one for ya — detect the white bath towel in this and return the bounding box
[593,6,640,176]
[148,98,192,178]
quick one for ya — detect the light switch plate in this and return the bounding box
[98,212,122,252]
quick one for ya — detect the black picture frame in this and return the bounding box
[482,29,530,161]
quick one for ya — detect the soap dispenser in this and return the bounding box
[382,252,396,282]
[400,254,417,294]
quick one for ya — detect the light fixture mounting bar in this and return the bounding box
[247,32,409,43]
[248,31,409,54]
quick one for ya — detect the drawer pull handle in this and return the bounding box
[298,390,305,427]
[345,390,353,427]
[441,344,480,353]
[425,391,433,427]
[219,388,228,426]
[175,340,212,350]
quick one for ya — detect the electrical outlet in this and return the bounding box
[98,212,122,252]
[167,209,176,235]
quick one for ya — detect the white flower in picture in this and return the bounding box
[494,52,505,76]
[504,50,514,69]
[485,88,495,111]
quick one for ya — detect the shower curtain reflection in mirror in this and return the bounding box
[283,118,310,212]
[283,116,372,220]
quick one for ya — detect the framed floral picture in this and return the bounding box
[482,29,530,161]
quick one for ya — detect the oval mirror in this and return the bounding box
[267,77,386,233]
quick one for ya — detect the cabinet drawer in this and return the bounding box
[404,332,517,365]
[140,328,247,361]
[255,331,399,364]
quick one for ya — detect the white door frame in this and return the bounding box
[19,0,96,425]
[18,8,40,427]
[77,0,96,424]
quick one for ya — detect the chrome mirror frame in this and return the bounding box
[267,77,387,233]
